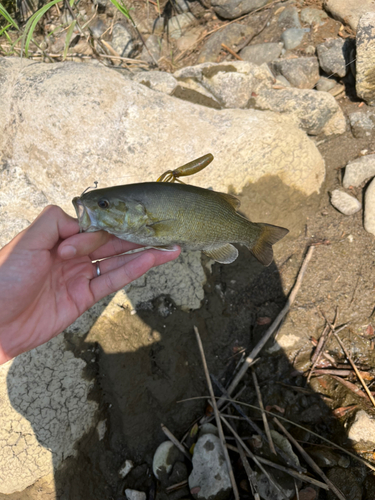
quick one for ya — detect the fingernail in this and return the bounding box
[60,245,77,259]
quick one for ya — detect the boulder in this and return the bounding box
[0,59,325,251]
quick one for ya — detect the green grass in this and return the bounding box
[0,0,139,59]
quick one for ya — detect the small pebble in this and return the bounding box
[316,76,337,92]
[330,190,361,215]
[125,489,146,500]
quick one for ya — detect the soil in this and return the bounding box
[2,0,375,499]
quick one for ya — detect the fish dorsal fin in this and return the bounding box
[203,244,239,264]
[218,192,241,210]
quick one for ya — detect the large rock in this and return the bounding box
[0,58,325,250]
[324,0,375,32]
[250,87,346,136]
[356,12,375,105]
[0,336,97,494]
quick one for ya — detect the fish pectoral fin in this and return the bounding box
[203,244,238,264]
[146,219,176,237]
[150,244,179,251]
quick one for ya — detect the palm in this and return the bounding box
[0,206,180,363]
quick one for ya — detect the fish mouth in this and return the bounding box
[72,197,98,232]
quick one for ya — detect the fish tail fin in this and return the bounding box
[249,223,289,266]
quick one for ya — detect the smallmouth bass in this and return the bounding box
[72,182,288,265]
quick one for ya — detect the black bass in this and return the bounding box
[72,182,288,265]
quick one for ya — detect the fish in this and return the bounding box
[72,182,288,265]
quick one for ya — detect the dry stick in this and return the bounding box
[165,480,188,493]
[179,395,375,472]
[219,246,316,406]
[194,326,240,500]
[251,368,276,454]
[321,310,375,407]
[307,323,349,383]
[160,423,192,461]
[226,443,329,491]
[274,418,347,500]
[234,438,261,500]
[221,43,243,60]
[221,416,287,499]
[333,332,375,407]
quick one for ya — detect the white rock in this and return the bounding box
[189,434,231,500]
[348,410,375,447]
[132,71,178,95]
[153,441,183,479]
[125,489,147,500]
[325,0,375,32]
[356,12,375,105]
[119,459,134,478]
[365,177,375,235]
[343,154,375,188]
[0,58,325,251]
[0,336,97,494]
[330,190,361,215]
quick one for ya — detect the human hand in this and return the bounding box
[0,205,180,364]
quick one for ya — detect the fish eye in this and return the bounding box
[98,199,110,209]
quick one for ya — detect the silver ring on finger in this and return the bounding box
[95,261,101,277]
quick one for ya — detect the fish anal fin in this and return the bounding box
[203,244,239,264]
[218,192,241,210]
[250,223,289,266]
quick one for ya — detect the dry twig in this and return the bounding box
[194,326,240,500]
[221,416,286,498]
[251,368,276,454]
[161,423,192,462]
[234,439,260,500]
[333,332,375,407]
